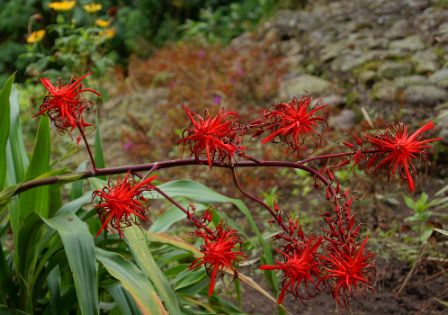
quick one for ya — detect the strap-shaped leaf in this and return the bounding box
[15,116,51,228]
[109,284,142,315]
[125,226,181,315]
[95,247,168,315]
[42,213,99,315]
[0,74,14,190]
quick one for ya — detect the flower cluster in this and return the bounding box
[34,73,100,138]
[180,106,246,167]
[363,122,441,192]
[93,172,157,237]
[189,220,246,296]
[260,96,327,151]
[260,221,323,303]
[261,194,375,307]
[36,74,440,307]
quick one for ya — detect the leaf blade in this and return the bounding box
[95,247,168,315]
[42,213,99,315]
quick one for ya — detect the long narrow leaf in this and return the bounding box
[42,213,99,315]
[109,284,142,315]
[7,84,29,184]
[94,116,105,172]
[125,227,181,315]
[95,247,168,315]
[0,74,14,190]
[15,116,51,228]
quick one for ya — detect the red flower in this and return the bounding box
[189,223,245,296]
[260,235,323,304]
[321,238,375,307]
[261,96,327,150]
[34,73,100,134]
[93,172,157,237]
[180,105,245,168]
[365,122,441,191]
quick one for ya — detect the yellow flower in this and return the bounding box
[95,19,110,28]
[84,3,102,13]
[100,28,116,39]
[48,1,76,11]
[27,30,46,44]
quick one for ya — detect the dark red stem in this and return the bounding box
[76,123,97,172]
[15,150,367,196]
[152,186,214,235]
[230,167,291,237]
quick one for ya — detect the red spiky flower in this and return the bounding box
[93,172,157,237]
[189,223,246,296]
[180,105,246,168]
[321,238,375,307]
[34,73,100,134]
[365,121,441,191]
[260,232,323,304]
[261,96,327,150]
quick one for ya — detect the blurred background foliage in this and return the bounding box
[0,0,302,85]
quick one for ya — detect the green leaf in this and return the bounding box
[16,116,51,227]
[57,192,92,215]
[95,247,168,315]
[71,161,88,199]
[125,227,181,315]
[415,193,429,212]
[42,213,99,315]
[0,74,14,190]
[109,285,142,315]
[403,195,415,210]
[94,116,105,173]
[0,306,31,315]
[150,203,207,233]
[0,184,20,213]
[7,84,29,184]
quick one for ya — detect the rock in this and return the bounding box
[359,70,376,83]
[372,80,399,101]
[279,74,333,98]
[332,52,375,72]
[378,62,413,79]
[282,54,305,68]
[329,110,357,130]
[321,42,347,62]
[394,75,428,88]
[389,35,425,51]
[437,108,448,140]
[385,19,410,39]
[281,40,301,56]
[403,85,448,105]
[412,50,438,73]
[429,69,448,88]
[439,22,448,34]
[312,95,344,107]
